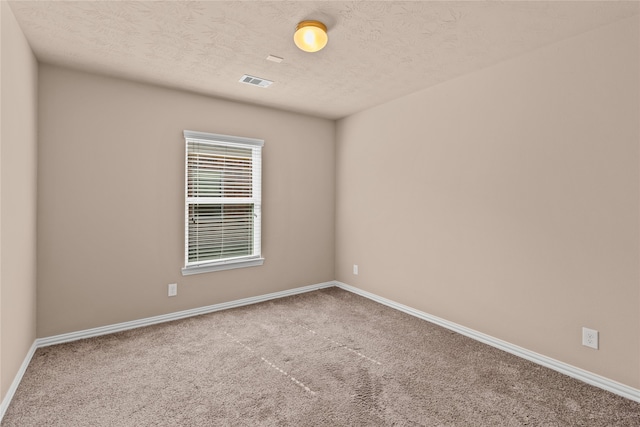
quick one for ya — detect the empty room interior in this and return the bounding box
[1,0,639,425]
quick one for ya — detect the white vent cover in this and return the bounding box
[239,74,273,88]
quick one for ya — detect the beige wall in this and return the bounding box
[37,65,335,337]
[336,16,640,388]
[0,1,38,400]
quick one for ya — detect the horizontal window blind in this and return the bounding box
[188,203,254,261]
[183,131,263,271]
[187,143,253,199]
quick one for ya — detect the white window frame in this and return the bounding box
[181,130,264,275]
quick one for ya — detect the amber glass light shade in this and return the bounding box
[294,21,328,53]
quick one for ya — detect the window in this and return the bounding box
[182,130,264,275]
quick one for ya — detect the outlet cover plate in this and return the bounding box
[168,283,177,297]
[582,327,598,349]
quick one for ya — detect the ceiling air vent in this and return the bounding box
[239,74,273,88]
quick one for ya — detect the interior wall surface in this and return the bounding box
[336,16,639,388]
[37,64,335,337]
[0,1,38,400]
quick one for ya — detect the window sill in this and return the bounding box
[181,257,264,276]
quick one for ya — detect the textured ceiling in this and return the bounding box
[8,1,640,119]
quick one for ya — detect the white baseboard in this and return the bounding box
[333,280,640,403]
[37,281,335,347]
[0,280,334,423]
[0,341,37,421]
[2,278,638,424]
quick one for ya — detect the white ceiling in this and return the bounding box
[8,1,639,119]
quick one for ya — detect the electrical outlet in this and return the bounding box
[582,327,598,349]
[168,283,177,297]
[353,264,358,275]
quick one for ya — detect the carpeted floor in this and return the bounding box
[2,287,639,426]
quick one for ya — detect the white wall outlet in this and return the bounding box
[353,264,358,275]
[582,327,598,349]
[168,283,177,297]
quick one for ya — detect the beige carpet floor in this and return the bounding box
[2,287,639,426]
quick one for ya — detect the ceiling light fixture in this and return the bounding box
[294,20,328,53]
